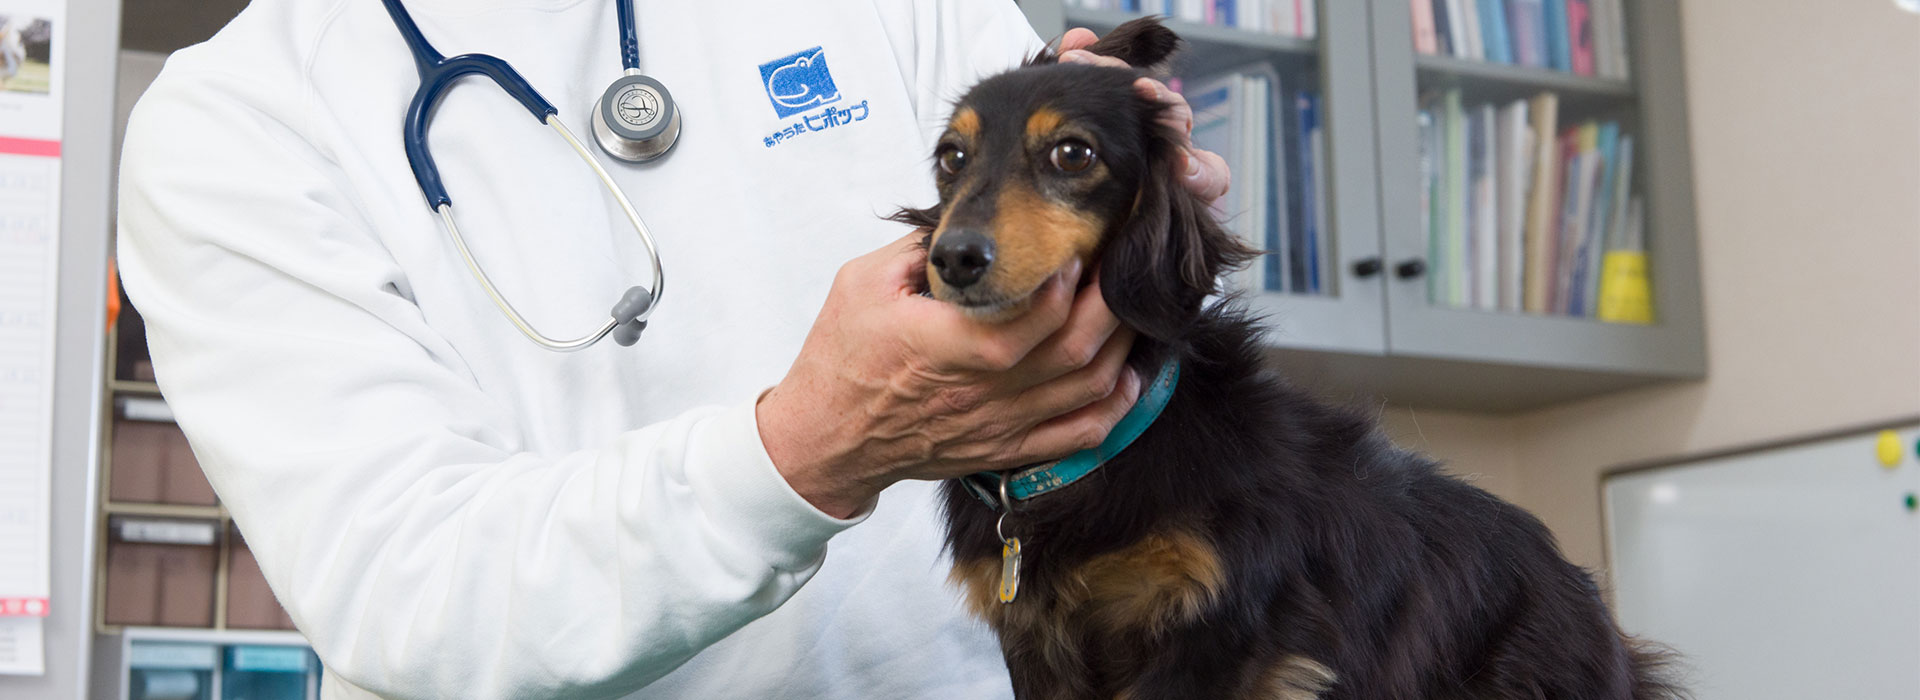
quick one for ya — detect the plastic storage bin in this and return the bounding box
[127,641,214,700]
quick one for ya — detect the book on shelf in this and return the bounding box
[1184,65,1329,296]
[1411,0,1628,79]
[1431,0,1454,56]
[1521,91,1558,312]
[1542,0,1572,71]
[1494,99,1532,312]
[1509,0,1545,68]
[1471,103,1498,310]
[1567,0,1595,77]
[1411,0,1439,55]
[1479,0,1513,65]
[1296,90,1329,294]
[1420,89,1644,321]
[1067,0,1318,39]
[1457,0,1484,62]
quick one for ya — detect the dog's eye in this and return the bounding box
[937,146,968,175]
[1050,140,1097,173]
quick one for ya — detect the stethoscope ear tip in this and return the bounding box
[614,285,652,347]
[611,286,654,346]
[613,319,647,347]
[613,286,654,323]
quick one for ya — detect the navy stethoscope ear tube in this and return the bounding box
[380,0,557,208]
[617,0,641,71]
[380,0,666,351]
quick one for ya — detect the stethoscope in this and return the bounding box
[379,0,677,351]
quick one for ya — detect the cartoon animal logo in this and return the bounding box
[758,47,841,119]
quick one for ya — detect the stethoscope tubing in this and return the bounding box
[617,0,641,71]
[380,0,664,350]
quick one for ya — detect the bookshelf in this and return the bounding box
[1023,0,1704,411]
[95,295,301,639]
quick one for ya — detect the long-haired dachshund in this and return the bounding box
[890,19,1683,700]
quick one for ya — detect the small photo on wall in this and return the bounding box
[0,15,52,95]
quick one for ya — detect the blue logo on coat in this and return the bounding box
[758,47,841,118]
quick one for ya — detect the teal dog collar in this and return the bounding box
[961,357,1181,510]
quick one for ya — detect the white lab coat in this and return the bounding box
[115,0,1041,697]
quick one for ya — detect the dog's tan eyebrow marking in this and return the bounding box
[1026,108,1066,141]
[951,107,981,140]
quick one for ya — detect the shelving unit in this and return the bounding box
[1022,0,1703,412]
[95,297,298,638]
[1054,0,1395,359]
[96,627,321,700]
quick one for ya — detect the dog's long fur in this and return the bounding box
[892,19,1684,700]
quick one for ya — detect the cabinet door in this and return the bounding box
[1367,0,1703,376]
[1026,0,1389,356]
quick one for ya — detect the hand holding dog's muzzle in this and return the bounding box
[756,233,1141,519]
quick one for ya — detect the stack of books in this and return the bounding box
[1418,90,1645,318]
[1410,0,1630,79]
[1067,0,1320,39]
[1184,66,1330,295]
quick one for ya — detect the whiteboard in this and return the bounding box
[1605,423,1920,699]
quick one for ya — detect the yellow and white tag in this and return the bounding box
[998,537,1022,604]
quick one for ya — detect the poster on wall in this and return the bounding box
[0,0,64,677]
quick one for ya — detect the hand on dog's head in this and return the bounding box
[891,18,1257,345]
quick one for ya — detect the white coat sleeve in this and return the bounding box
[115,67,861,700]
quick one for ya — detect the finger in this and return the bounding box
[1057,49,1130,69]
[1010,364,1143,463]
[1134,77,1194,146]
[1009,325,1135,419]
[1006,268,1121,386]
[1182,147,1232,204]
[1059,27,1099,53]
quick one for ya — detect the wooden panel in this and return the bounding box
[224,529,295,631]
[103,542,217,628]
[109,420,217,506]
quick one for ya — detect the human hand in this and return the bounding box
[757,234,1141,518]
[1056,28,1232,205]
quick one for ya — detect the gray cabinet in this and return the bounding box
[1020,0,1705,412]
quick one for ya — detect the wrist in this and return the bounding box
[755,382,883,519]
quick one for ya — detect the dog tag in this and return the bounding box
[998,537,1022,604]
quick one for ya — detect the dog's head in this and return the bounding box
[892,18,1257,343]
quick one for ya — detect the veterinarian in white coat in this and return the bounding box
[116,1,1228,698]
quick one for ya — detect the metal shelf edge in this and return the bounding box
[1062,7,1318,56]
[1414,53,1635,98]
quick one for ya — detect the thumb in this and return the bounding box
[874,231,932,295]
[1059,27,1099,53]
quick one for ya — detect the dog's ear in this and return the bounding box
[1028,18,1182,74]
[887,204,942,233]
[1084,18,1182,72]
[1098,127,1260,345]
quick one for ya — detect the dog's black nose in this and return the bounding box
[931,229,994,289]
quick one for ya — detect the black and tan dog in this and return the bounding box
[891,19,1683,700]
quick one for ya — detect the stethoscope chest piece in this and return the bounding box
[592,72,681,163]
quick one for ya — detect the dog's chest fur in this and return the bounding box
[938,339,1356,700]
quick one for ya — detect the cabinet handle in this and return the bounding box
[1395,258,1428,279]
[1351,257,1383,278]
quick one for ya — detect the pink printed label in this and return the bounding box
[0,598,49,617]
